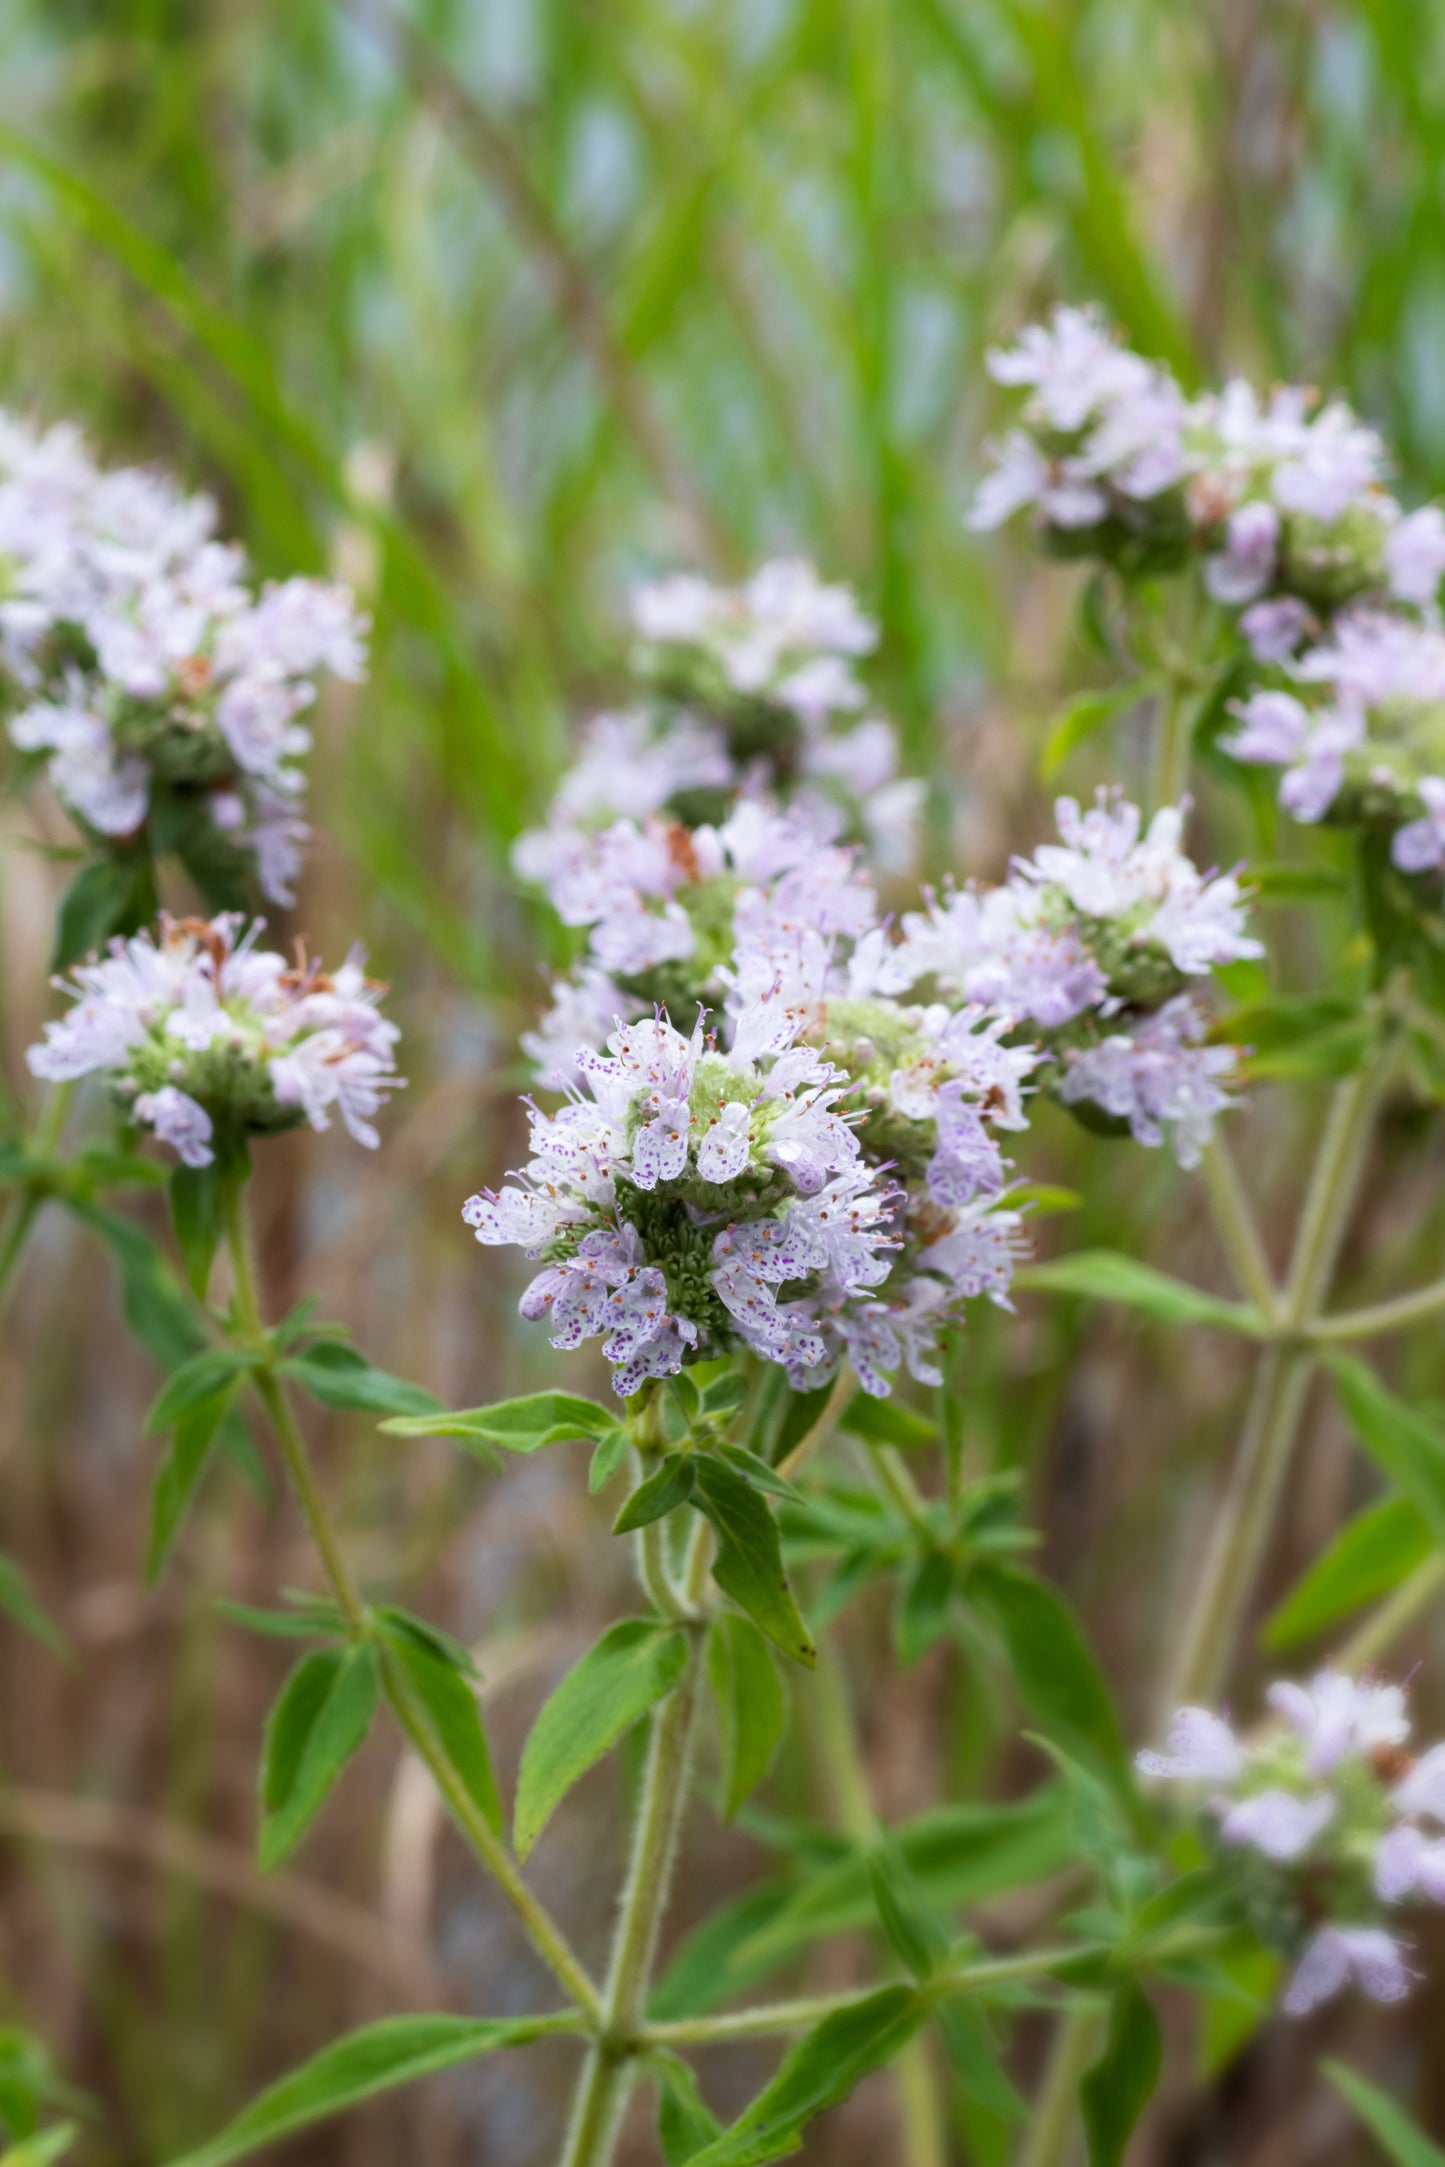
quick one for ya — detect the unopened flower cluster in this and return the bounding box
[971,305,1445,886]
[0,412,366,903]
[515,560,922,885]
[27,914,400,1166]
[1140,1670,1445,2015]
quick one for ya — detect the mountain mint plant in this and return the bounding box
[10,340,1445,2167]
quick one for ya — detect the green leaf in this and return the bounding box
[1263,1493,1432,1650]
[703,1374,750,1421]
[1324,2061,1445,2166]
[2,2127,76,2167]
[716,1445,803,1501]
[514,1619,690,1861]
[865,1843,949,1981]
[614,1453,696,1533]
[381,1389,615,1451]
[260,1642,380,1868]
[654,2054,722,2167]
[692,1456,816,1668]
[52,854,151,971]
[686,1987,925,2166]
[588,1426,630,1494]
[934,1997,1028,2126]
[147,1349,257,1436]
[1014,1251,1264,1335]
[279,1343,440,1419]
[1081,1982,1162,2167]
[1326,1354,1445,1539]
[0,1554,63,1653]
[896,1550,956,1665]
[718,1791,1076,1988]
[708,1613,786,1820]
[1041,683,1145,780]
[378,1615,502,1839]
[218,1598,347,1641]
[168,1163,226,1298]
[68,1203,203,1373]
[975,1567,1129,1800]
[146,1377,241,1583]
[160,2014,576,2167]
[840,1395,936,1449]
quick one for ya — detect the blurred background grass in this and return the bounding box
[4,2,1445,2161]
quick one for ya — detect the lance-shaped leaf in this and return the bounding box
[686,1987,925,2166]
[260,1642,380,1868]
[1264,1493,1432,1650]
[1081,1982,1162,2167]
[514,1619,690,1860]
[692,1455,816,1668]
[1325,2061,1445,2166]
[146,1376,242,1584]
[0,1555,63,1654]
[376,1610,502,1838]
[653,2054,722,2167]
[974,1565,1130,1801]
[277,1341,440,1418]
[161,2014,579,2167]
[382,1390,615,1453]
[708,1613,786,1820]
[147,1348,259,1435]
[614,1453,696,1533]
[1326,1354,1445,1538]
[1015,1250,1264,1335]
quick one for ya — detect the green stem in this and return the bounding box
[0,1080,76,1319]
[1307,1275,1445,1343]
[1017,2008,1107,2167]
[1169,1055,1389,1709]
[1199,1135,1279,1318]
[1019,1054,1391,2167]
[864,1439,933,1536]
[221,1183,602,2026]
[808,1651,947,2167]
[644,1947,1081,2045]
[557,1516,712,2167]
[1149,674,1197,811]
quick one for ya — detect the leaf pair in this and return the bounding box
[617,1451,816,1667]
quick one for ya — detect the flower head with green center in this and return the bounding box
[28,913,401,1167]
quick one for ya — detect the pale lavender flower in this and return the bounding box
[1376,1825,1445,1905]
[1283,1928,1412,2017]
[1267,1671,1410,1776]
[1204,500,1280,605]
[1385,505,1445,605]
[28,914,400,1163]
[1220,1789,1335,1860]
[1136,1707,1243,1783]
[1057,996,1237,1168]
[1241,595,1316,662]
[1393,777,1445,873]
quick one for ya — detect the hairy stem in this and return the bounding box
[644,1947,1082,2044]
[1019,1054,1390,2167]
[1200,1135,1278,1318]
[1307,1275,1445,1343]
[1169,1055,1389,1708]
[222,1184,602,2025]
[557,1515,712,2167]
[808,1650,947,2167]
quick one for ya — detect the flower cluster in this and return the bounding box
[970,305,1445,640]
[515,559,922,887]
[896,792,1259,1167]
[0,411,366,904]
[1139,1670,1445,2015]
[27,914,400,1167]
[465,1000,905,1397]
[1228,611,1445,875]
